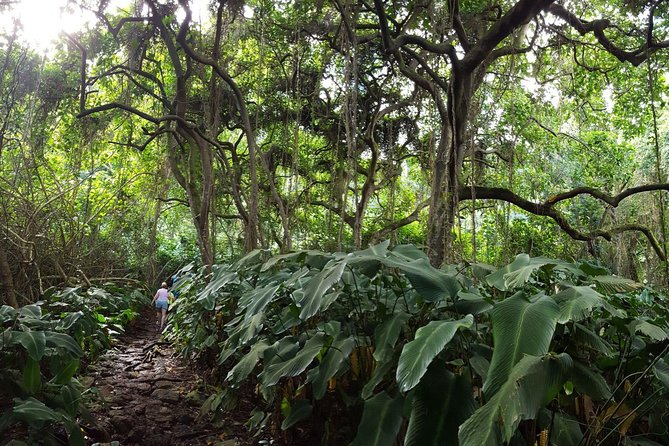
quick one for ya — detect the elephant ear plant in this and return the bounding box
[168,243,669,446]
[0,285,145,445]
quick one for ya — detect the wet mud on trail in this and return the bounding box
[82,309,246,446]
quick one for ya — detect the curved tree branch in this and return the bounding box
[459,185,669,261]
[549,3,669,66]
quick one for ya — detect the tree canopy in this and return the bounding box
[2,0,669,302]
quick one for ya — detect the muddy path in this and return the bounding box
[82,309,247,446]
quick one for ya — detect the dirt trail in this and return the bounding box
[82,309,245,446]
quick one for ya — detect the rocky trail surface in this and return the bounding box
[81,310,247,446]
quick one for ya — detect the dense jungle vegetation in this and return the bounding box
[4,0,669,444]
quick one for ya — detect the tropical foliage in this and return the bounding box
[0,285,145,444]
[3,0,669,444]
[167,242,669,445]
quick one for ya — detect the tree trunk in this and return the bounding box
[0,243,18,307]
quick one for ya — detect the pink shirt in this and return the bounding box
[155,288,169,302]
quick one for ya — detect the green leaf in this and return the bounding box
[19,305,42,319]
[483,292,559,398]
[391,244,427,261]
[373,311,410,362]
[232,249,265,269]
[629,319,668,342]
[22,358,41,395]
[451,291,493,315]
[486,254,554,291]
[470,354,490,382]
[459,353,572,446]
[299,261,346,320]
[571,360,611,400]
[12,331,46,361]
[554,285,605,324]
[307,334,354,399]
[238,284,280,320]
[382,257,460,302]
[653,358,669,391]
[45,332,83,357]
[196,268,237,310]
[572,323,613,357]
[405,361,475,446]
[260,333,326,387]
[552,413,583,446]
[237,313,266,345]
[396,315,473,392]
[60,384,81,417]
[0,305,17,323]
[64,419,86,446]
[51,359,80,385]
[261,251,306,272]
[13,397,61,424]
[591,275,643,294]
[281,399,312,430]
[351,391,403,446]
[361,360,394,400]
[356,239,390,257]
[226,341,269,385]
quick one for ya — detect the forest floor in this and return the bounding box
[81,309,250,446]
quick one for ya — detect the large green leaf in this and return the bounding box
[483,292,559,398]
[22,358,41,395]
[64,419,86,446]
[13,397,62,424]
[629,319,668,342]
[396,315,473,392]
[450,291,493,315]
[281,399,312,430]
[571,360,611,400]
[554,285,605,324]
[459,353,573,446]
[19,305,42,319]
[373,311,410,362]
[0,305,17,323]
[486,254,556,291]
[356,239,390,257]
[572,323,613,356]
[361,360,394,400]
[261,251,306,272]
[226,312,266,347]
[238,284,280,320]
[391,244,427,261]
[591,275,643,294]
[351,391,403,446]
[232,249,264,269]
[51,359,80,385]
[653,359,669,391]
[60,384,81,417]
[307,333,354,399]
[45,332,83,357]
[405,361,475,446]
[381,257,460,302]
[226,341,269,385]
[260,333,326,387]
[12,331,46,361]
[537,410,583,446]
[196,268,237,310]
[298,261,346,320]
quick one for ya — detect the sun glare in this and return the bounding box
[0,0,227,53]
[0,0,99,52]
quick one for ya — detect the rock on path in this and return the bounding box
[82,310,244,445]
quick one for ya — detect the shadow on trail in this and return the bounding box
[83,308,245,445]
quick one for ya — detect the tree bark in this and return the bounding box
[0,243,18,307]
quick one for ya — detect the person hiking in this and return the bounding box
[151,282,170,331]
